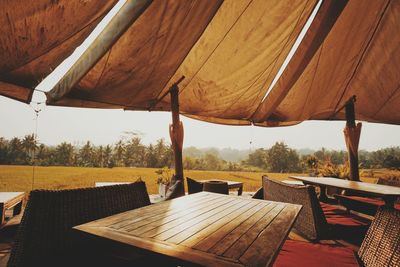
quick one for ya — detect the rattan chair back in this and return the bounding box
[186,177,203,194]
[203,181,229,195]
[165,180,184,200]
[377,177,400,187]
[7,182,151,267]
[262,176,327,240]
[358,207,400,267]
[252,187,264,199]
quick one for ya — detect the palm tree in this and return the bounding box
[55,142,74,166]
[103,145,114,168]
[22,134,37,164]
[9,137,25,164]
[114,140,125,167]
[78,141,94,167]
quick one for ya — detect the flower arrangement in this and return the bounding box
[155,167,173,197]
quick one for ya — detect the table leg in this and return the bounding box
[13,201,22,216]
[0,203,4,225]
[318,186,328,203]
[383,196,396,208]
[238,186,243,196]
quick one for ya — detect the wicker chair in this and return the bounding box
[274,207,400,267]
[7,182,151,267]
[252,187,264,199]
[165,180,184,200]
[186,177,203,194]
[203,181,229,195]
[358,207,400,267]
[263,176,369,241]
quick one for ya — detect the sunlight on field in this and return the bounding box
[0,165,305,194]
[0,165,393,195]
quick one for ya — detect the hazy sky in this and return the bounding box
[1,95,399,151]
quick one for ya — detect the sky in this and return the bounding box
[1,95,399,151]
[1,0,399,151]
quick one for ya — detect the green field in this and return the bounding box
[0,165,385,195]
[0,165,306,194]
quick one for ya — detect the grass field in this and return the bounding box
[0,165,304,194]
[0,165,389,195]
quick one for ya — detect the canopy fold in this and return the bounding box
[0,0,117,103]
[47,0,224,109]
[157,0,317,124]
[253,0,400,126]
[46,0,317,123]
[3,0,399,127]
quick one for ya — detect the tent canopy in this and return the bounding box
[1,0,399,127]
[0,0,117,103]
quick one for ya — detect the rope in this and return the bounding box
[29,103,42,190]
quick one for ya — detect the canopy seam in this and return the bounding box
[92,49,112,91]
[221,0,313,118]
[372,84,400,118]
[156,0,254,102]
[332,0,391,115]
[299,42,324,119]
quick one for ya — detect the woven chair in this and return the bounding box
[274,207,400,267]
[252,187,264,199]
[203,181,229,195]
[358,207,400,267]
[165,180,184,200]
[186,177,203,194]
[7,182,151,267]
[263,176,326,240]
[263,176,369,241]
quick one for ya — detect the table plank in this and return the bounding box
[165,200,255,244]
[0,192,24,225]
[118,194,225,232]
[92,192,211,228]
[0,192,24,205]
[193,202,272,252]
[177,201,265,247]
[206,203,280,256]
[239,204,302,267]
[78,225,244,267]
[222,203,285,259]
[291,176,400,197]
[127,196,235,236]
[142,198,246,239]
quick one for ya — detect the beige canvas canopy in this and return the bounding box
[1,0,399,126]
[0,0,117,103]
[45,0,318,126]
[252,0,400,127]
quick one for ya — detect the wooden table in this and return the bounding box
[95,182,131,187]
[75,192,301,267]
[291,176,400,207]
[199,180,244,195]
[0,192,24,225]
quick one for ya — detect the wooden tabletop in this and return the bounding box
[75,192,301,267]
[0,192,24,204]
[95,182,131,187]
[290,176,400,197]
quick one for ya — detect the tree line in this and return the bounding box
[244,142,400,173]
[0,135,173,168]
[0,135,399,172]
